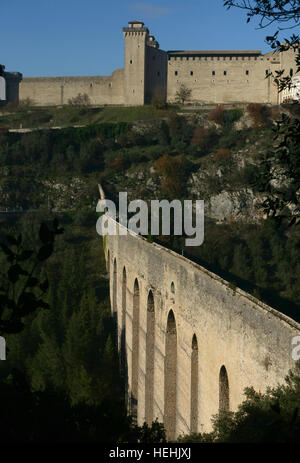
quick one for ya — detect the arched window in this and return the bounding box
[145,290,155,425]
[121,267,127,382]
[171,282,175,296]
[131,278,140,419]
[219,365,229,412]
[164,310,177,440]
[190,334,198,433]
[113,259,117,316]
[107,250,110,276]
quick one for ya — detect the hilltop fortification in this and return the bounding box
[19,20,298,106]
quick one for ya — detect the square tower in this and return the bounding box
[123,20,149,105]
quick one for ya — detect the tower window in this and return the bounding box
[157,71,160,77]
[246,70,249,75]
[190,71,193,76]
[224,70,227,76]
[175,71,178,76]
[130,60,133,64]
[212,70,215,76]
[265,69,269,76]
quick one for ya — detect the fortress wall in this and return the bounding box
[145,46,168,103]
[105,219,300,438]
[19,68,125,106]
[167,55,280,104]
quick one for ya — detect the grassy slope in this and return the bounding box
[0,105,177,129]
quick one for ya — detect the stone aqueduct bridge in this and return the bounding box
[103,216,300,440]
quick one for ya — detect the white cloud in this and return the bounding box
[129,2,172,19]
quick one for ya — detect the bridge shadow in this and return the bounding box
[119,324,137,423]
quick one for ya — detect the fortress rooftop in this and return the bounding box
[128,20,144,25]
[167,50,262,57]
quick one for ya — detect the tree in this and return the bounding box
[224,1,300,27]
[155,154,188,198]
[151,93,167,109]
[68,93,91,106]
[247,103,271,128]
[175,84,192,105]
[0,219,63,336]
[0,219,167,442]
[208,105,225,125]
[224,1,300,92]
[177,360,300,443]
[224,0,300,226]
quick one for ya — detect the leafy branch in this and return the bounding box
[224,1,300,29]
[0,219,64,336]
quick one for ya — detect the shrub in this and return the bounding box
[68,93,91,107]
[73,209,97,226]
[167,112,193,149]
[155,154,187,197]
[269,105,281,121]
[216,148,231,160]
[218,128,248,150]
[224,108,244,125]
[243,163,258,187]
[191,127,216,153]
[157,121,170,146]
[18,97,35,108]
[208,105,225,125]
[167,111,185,133]
[111,156,128,172]
[246,103,270,128]
[151,95,167,109]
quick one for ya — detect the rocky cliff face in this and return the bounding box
[0,108,289,221]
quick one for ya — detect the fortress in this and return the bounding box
[17,20,298,106]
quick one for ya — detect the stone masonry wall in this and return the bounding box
[167,54,279,104]
[105,217,300,439]
[19,68,124,106]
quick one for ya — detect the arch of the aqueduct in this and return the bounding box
[104,219,300,440]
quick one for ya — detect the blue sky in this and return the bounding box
[1,0,277,77]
